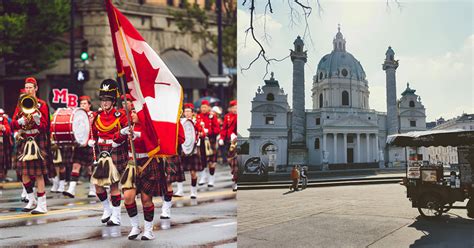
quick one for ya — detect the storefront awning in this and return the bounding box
[161,50,207,89]
[199,53,218,76]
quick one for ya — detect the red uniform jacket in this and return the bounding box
[219,112,237,142]
[1,115,11,137]
[91,108,128,146]
[196,112,220,138]
[11,98,49,134]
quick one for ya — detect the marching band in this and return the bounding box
[0,76,238,241]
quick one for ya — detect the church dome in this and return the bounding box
[315,26,367,82]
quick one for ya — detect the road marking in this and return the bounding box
[0,190,236,222]
[212,221,236,227]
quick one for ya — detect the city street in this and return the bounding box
[0,167,236,247]
[238,183,474,248]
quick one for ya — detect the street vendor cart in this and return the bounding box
[387,129,474,219]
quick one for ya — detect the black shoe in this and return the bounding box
[232,188,237,192]
[128,234,139,240]
[106,219,120,226]
[101,216,111,223]
[190,196,196,199]
[21,197,29,203]
[160,216,170,220]
[207,184,214,188]
[62,191,75,198]
[22,207,34,212]
[141,236,152,241]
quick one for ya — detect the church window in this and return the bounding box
[368,117,371,120]
[327,116,330,119]
[319,94,323,108]
[319,72,323,80]
[265,117,275,125]
[342,91,349,106]
[409,100,415,107]
[266,93,274,101]
[314,138,320,149]
[316,118,321,125]
[347,135,354,143]
[410,120,416,127]
[390,55,394,60]
[341,69,348,77]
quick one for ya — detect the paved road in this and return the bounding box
[238,184,474,248]
[0,166,236,247]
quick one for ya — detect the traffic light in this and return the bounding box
[80,40,89,61]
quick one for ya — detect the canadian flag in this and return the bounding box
[105,0,183,156]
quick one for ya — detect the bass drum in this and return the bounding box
[51,108,90,146]
[180,118,196,156]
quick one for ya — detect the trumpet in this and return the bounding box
[17,94,39,130]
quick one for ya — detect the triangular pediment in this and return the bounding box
[324,115,378,128]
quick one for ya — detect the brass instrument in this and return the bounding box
[229,138,237,152]
[18,94,39,130]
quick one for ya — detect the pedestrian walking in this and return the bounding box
[300,166,308,190]
[289,165,300,191]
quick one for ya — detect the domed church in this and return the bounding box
[248,26,427,170]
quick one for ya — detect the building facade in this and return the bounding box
[248,27,427,170]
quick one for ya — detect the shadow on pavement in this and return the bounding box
[282,190,300,195]
[408,215,474,247]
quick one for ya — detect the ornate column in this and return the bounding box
[356,133,360,163]
[323,133,327,158]
[290,36,307,144]
[375,133,379,162]
[343,133,348,163]
[366,133,370,163]
[333,133,338,163]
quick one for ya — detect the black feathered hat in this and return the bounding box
[99,79,119,100]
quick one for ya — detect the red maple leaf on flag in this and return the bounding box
[131,49,159,99]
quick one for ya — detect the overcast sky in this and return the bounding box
[237,0,473,137]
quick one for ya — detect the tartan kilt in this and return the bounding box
[97,143,128,174]
[162,155,185,183]
[136,157,165,196]
[55,145,74,169]
[72,146,94,166]
[17,135,49,176]
[181,153,203,172]
[199,137,217,164]
[227,148,238,182]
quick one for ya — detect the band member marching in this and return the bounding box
[160,122,185,219]
[196,100,220,187]
[49,140,73,195]
[12,77,51,214]
[218,100,238,191]
[0,108,12,181]
[90,79,128,226]
[65,95,96,198]
[118,106,165,240]
[179,103,203,199]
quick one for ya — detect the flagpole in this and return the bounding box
[118,74,138,166]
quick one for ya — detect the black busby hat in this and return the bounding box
[99,79,119,100]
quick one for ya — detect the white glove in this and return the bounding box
[133,131,141,139]
[231,133,237,142]
[218,139,224,146]
[120,126,131,135]
[112,141,120,148]
[87,140,96,147]
[204,128,209,134]
[18,117,26,126]
[33,112,41,125]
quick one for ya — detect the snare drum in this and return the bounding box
[180,118,197,156]
[51,108,90,146]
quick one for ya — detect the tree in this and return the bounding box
[0,0,70,78]
[170,0,237,67]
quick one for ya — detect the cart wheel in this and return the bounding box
[417,193,443,218]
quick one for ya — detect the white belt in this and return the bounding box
[98,138,113,145]
[129,152,148,159]
[24,129,39,134]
